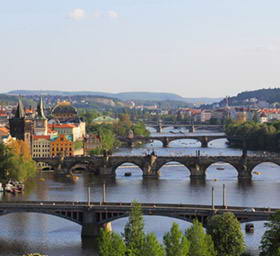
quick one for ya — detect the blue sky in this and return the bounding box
[1,0,280,97]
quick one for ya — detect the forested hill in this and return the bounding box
[221,88,280,105]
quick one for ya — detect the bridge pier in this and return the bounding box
[189,164,206,179]
[162,138,169,148]
[98,166,114,176]
[81,212,113,237]
[200,137,209,148]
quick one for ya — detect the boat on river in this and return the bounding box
[5,180,24,194]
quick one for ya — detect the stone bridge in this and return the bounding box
[34,154,280,180]
[145,122,224,133]
[0,201,276,238]
[119,134,227,148]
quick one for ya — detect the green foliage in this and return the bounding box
[186,219,216,256]
[207,212,245,256]
[260,210,280,256]
[163,223,190,256]
[141,233,165,256]
[98,229,126,256]
[225,120,280,150]
[0,142,37,182]
[74,140,83,150]
[123,201,145,256]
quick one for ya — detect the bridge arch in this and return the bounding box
[70,164,88,173]
[168,138,201,148]
[0,209,83,225]
[113,162,144,177]
[98,213,206,227]
[157,161,191,178]
[207,138,228,148]
[205,161,239,180]
[250,161,280,179]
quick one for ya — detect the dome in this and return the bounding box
[52,101,78,116]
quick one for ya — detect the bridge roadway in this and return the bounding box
[118,134,227,148]
[34,154,280,179]
[0,201,276,237]
[144,122,224,133]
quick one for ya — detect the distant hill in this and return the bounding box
[8,90,221,105]
[220,88,280,106]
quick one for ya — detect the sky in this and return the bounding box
[1,0,280,98]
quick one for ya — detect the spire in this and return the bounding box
[37,97,47,119]
[15,97,25,118]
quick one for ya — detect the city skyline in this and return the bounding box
[1,0,280,97]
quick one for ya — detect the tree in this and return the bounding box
[163,223,190,256]
[123,201,145,256]
[142,233,165,256]
[186,219,216,256]
[98,229,126,256]
[0,141,37,182]
[260,210,280,256]
[207,213,245,256]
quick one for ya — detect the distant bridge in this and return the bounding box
[34,154,280,179]
[144,122,224,133]
[0,201,276,237]
[119,134,227,148]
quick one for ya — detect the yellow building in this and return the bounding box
[50,134,74,157]
[32,135,51,158]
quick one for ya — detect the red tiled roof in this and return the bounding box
[33,135,50,140]
[0,127,9,135]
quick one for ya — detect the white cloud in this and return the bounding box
[107,10,119,19]
[68,8,86,20]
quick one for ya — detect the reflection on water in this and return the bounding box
[0,134,279,255]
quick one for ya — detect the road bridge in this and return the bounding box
[145,122,224,133]
[34,153,280,180]
[0,201,276,237]
[119,134,227,148]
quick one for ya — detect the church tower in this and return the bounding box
[9,98,27,140]
[34,97,48,135]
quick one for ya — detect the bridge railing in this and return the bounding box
[0,201,278,212]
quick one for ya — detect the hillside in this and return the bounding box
[8,90,220,105]
[220,88,280,106]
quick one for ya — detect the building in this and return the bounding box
[34,97,48,136]
[48,122,86,142]
[83,134,101,155]
[51,101,78,122]
[32,135,51,158]
[0,127,11,144]
[50,134,74,157]
[9,98,34,147]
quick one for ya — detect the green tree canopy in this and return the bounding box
[98,229,126,256]
[207,213,245,256]
[260,210,280,256]
[142,233,165,256]
[123,201,145,256]
[186,219,216,256]
[163,223,190,256]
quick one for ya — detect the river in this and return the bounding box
[0,127,279,256]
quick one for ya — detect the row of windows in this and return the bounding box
[52,148,72,152]
[33,144,49,148]
[33,149,50,153]
[51,153,72,157]
[33,154,50,158]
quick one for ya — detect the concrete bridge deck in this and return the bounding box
[0,201,276,237]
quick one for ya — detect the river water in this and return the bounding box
[0,128,279,256]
